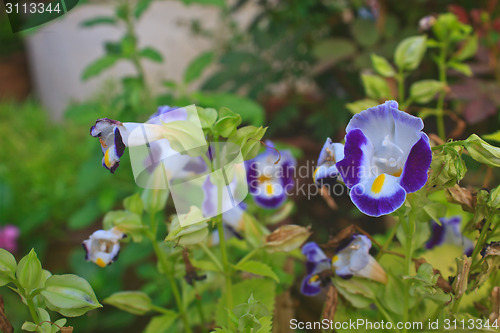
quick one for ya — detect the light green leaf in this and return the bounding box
[139,47,163,63]
[212,107,242,138]
[333,277,374,308]
[409,80,446,104]
[235,261,279,282]
[141,189,169,215]
[80,17,116,27]
[370,54,395,77]
[197,107,218,129]
[81,55,120,81]
[37,308,52,333]
[143,311,178,333]
[455,34,478,60]
[165,210,209,246]
[484,131,500,143]
[103,210,144,242]
[448,61,472,76]
[394,35,427,71]
[466,134,500,167]
[227,126,267,161]
[123,193,144,215]
[312,38,356,62]
[162,120,208,156]
[184,52,214,84]
[104,291,152,315]
[181,0,225,6]
[41,274,102,317]
[22,321,37,332]
[17,249,44,295]
[361,74,392,99]
[0,248,16,279]
[345,99,379,114]
[488,185,500,210]
[52,319,67,333]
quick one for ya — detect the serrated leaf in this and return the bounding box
[139,47,163,63]
[394,35,427,71]
[184,52,214,84]
[235,261,279,282]
[409,80,446,104]
[82,56,120,81]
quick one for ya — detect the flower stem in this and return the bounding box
[470,214,493,266]
[26,297,39,325]
[374,297,401,333]
[236,247,260,267]
[148,231,192,333]
[376,217,401,261]
[199,243,224,272]
[436,41,448,141]
[402,204,416,333]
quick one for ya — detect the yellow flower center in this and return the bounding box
[371,174,386,194]
[95,258,106,268]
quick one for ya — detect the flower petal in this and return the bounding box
[301,274,322,296]
[336,129,374,188]
[349,174,406,217]
[302,242,328,263]
[398,133,432,193]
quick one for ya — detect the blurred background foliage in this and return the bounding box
[1,0,500,331]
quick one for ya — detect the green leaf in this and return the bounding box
[80,17,116,27]
[212,107,242,138]
[394,35,427,71]
[448,61,472,76]
[139,47,163,63]
[193,92,265,126]
[22,321,37,331]
[345,99,379,114]
[141,189,169,215]
[143,312,178,333]
[409,80,446,104]
[52,318,67,333]
[17,249,44,295]
[455,34,478,60]
[184,52,214,84]
[181,0,225,7]
[197,107,218,129]
[235,261,279,282]
[165,210,209,246]
[351,19,379,47]
[421,202,447,225]
[227,126,267,160]
[37,308,52,333]
[82,56,120,80]
[361,74,392,99]
[103,210,145,241]
[134,0,154,18]
[123,193,144,215]
[0,248,16,280]
[465,134,500,167]
[41,274,102,317]
[104,291,152,315]
[484,131,500,142]
[333,277,375,308]
[370,54,395,77]
[488,185,500,210]
[312,38,356,62]
[162,120,208,156]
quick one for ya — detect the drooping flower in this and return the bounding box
[0,225,19,252]
[332,234,387,283]
[314,138,344,185]
[336,101,432,217]
[82,227,126,267]
[301,242,332,296]
[426,216,474,256]
[246,141,296,209]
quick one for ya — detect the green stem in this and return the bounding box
[375,217,401,261]
[148,232,192,333]
[374,297,401,333]
[199,243,224,272]
[471,215,493,265]
[236,247,260,267]
[402,204,416,333]
[26,297,39,325]
[398,69,405,107]
[436,41,448,141]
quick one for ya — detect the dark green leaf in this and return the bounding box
[81,17,116,27]
[139,47,163,63]
[184,52,214,84]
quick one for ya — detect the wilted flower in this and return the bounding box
[82,227,126,267]
[246,141,296,209]
[481,241,500,258]
[336,101,432,217]
[265,225,311,253]
[314,138,344,185]
[426,216,474,256]
[301,242,332,296]
[0,225,19,252]
[332,234,387,283]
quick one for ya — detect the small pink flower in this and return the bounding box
[0,225,20,253]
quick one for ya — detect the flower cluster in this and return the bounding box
[317,101,432,217]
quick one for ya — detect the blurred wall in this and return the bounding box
[25,1,256,120]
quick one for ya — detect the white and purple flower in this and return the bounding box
[246,141,296,209]
[301,242,332,296]
[314,138,344,185]
[336,101,432,217]
[426,216,474,256]
[332,234,387,283]
[82,227,126,268]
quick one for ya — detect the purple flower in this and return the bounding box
[426,216,474,256]
[300,242,332,296]
[0,225,19,253]
[82,227,126,267]
[314,138,344,185]
[246,141,296,209]
[336,101,432,217]
[332,234,387,283]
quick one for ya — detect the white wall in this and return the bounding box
[25,1,257,119]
